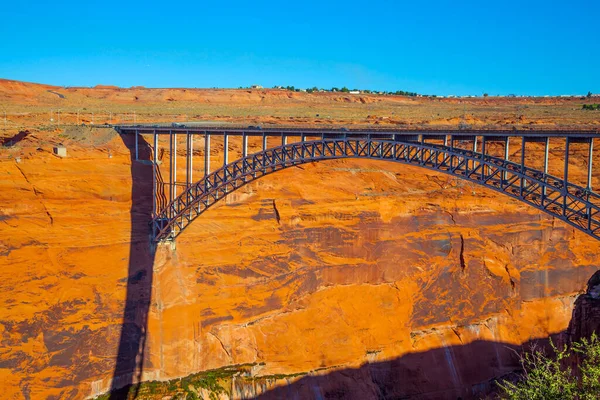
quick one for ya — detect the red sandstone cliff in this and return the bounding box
[0,126,599,399]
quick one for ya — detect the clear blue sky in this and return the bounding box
[1,0,598,96]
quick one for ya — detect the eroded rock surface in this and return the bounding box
[0,130,599,399]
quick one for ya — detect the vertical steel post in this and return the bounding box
[503,137,510,183]
[450,136,455,170]
[152,131,158,239]
[480,136,486,181]
[301,133,306,159]
[419,134,424,164]
[563,137,570,217]
[173,132,177,202]
[135,130,139,160]
[542,137,549,202]
[204,132,210,176]
[223,133,228,166]
[281,134,287,162]
[242,133,248,158]
[169,131,174,214]
[186,132,193,187]
[520,137,526,197]
[262,133,267,152]
[153,131,158,217]
[471,137,478,173]
[588,138,594,191]
[543,137,549,175]
[588,138,594,232]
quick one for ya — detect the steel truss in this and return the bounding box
[147,138,600,242]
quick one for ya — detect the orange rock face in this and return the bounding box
[1,125,599,399]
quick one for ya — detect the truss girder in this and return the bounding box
[151,139,600,242]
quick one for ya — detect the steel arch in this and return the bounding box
[152,139,600,242]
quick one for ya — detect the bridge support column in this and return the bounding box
[564,137,570,216]
[262,133,267,152]
[135,130,139,160]
[281,134,287,162]
[588,138,594,191]
[153,131,158,216]
[520,137,526,197]
[300,133,307,159]
[242,133,248,158]
[169,131,177,214]
[186,132,193,187]
[223,134,228,166]
[543,138,549,175]
[204,133,210,176]
[588,138,594,232]
[542,137,549,202]
[503,137,510,183]
[480,137,486,181]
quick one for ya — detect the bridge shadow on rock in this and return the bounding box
[254,271,600,400]
[252,339,529,400]
[109,133,156,399]
[251,337,563,400]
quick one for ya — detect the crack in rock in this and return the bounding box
[459,234,466,272]
[272,200,281,224]
[14,163,53,225]
[208,331,233,361]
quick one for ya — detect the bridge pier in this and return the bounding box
[205,133,210,176]
[223,133,228,167]
[135,130,139,160]
[543,137,549,202]
[589,138,594,191]
[564,137,570,217]
[169,131,177,210]
[186,132,193,187]
[480,136,487,181]
[152,131,158,218]
[520,137,526,198]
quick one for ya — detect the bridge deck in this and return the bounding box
[116,125,600,138]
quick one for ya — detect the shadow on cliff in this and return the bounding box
[252,339,528,400]
[1,130,30,146]
[109,133,156,399]
[252,271,600,400]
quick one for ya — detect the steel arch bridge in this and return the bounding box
[115,126,599,242]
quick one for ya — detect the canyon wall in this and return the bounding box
[0,129,599,399]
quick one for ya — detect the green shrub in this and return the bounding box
[582,104,600,110]
[498,334,600,399]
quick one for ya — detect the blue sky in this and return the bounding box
[0,0,598,95]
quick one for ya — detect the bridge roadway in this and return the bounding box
[115,125,599,242]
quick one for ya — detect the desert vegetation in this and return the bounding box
[582,104,600,111]
[498,334,600,399]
